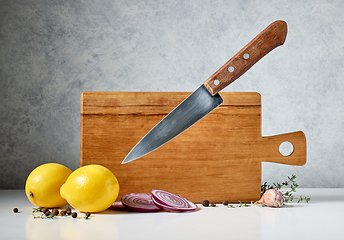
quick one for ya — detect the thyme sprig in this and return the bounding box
[32,207,43,213]
[31,207,92,219]
[261,174,310,203]
[227,201,251,208]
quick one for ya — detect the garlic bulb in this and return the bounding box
[256,189,285,207]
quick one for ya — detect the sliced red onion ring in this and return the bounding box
[121,193,162,212]
[151,189,197,212]
[152,196,197,212]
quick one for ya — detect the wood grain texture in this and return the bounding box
[80,92,306,203]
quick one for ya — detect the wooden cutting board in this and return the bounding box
[80,92,306,203]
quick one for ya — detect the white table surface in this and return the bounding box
[1,188,344,240]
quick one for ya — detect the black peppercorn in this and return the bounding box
[13,208,19,213]
[210,203,216,207]
[223,200,229,206]
[45,210,51,216]
[52,209,59,216]
[85,212,91,217]
[202,200,210,207]
[42,207,49,214]
[66,208,72,215]
[71,212,77,218]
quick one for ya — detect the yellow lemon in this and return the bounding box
[60,164,119,213]
[25,163,72,208]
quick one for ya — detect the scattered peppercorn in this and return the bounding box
[13,208,19,213]
[210,203,216,207]
[71,212,77,218]
[202,200,210,207]
[223,200,229,206]
[44,210,51,216]
[52,209,59,216]
[66,208,72,215]
[60,210,67,216]
[42,207,49,214]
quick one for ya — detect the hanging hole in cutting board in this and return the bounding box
[279,141,294,157]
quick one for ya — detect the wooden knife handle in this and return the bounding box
[203,20,287,95]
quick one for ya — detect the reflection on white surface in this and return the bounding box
[105,205,263,239]
[2,189,344,240]
[26,216,62,240]
[22,206,262,240]
[25,211,118,240]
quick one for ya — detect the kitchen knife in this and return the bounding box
[122,20,287,164]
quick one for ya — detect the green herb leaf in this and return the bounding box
[46,213,55,219]
[32,207,43,213]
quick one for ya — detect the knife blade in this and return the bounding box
[122,20,287,164]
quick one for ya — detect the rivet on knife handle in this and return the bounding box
[203,20,287,96]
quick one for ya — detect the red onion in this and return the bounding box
[121,193,161,212]
[151,189,197,212]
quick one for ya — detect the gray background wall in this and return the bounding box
[1,0,343,189]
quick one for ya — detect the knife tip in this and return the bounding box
[121,155,136,164]
[121,158,130,164]
[122,148,147,164]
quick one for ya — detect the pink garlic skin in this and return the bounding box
[258,189,285,207]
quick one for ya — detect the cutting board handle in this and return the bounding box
[260,131,306,165]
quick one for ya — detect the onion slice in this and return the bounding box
[151,189,197,212]
[121,193,161,212]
